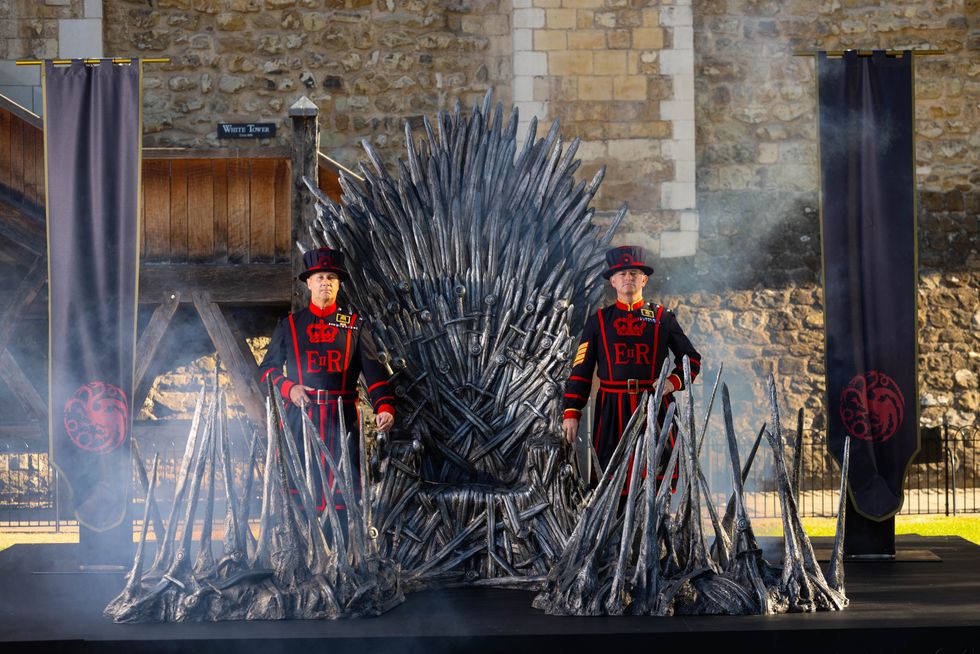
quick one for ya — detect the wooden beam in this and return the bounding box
[289,97,320,313]
[0,189,45,256]
[144,147,290,160]
[0,255,45,354]
[0,98,42,130]
[138,263,291,304]
[192,292,266,436]
[134,292,180,392]
[0,349,46,424]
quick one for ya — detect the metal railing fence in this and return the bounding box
[1,416,977,528]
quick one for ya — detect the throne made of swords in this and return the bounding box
[305,93,625,587]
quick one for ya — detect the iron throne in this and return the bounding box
[305,91,625,586]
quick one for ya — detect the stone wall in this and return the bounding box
[642,0,980,431]
[0,1,976,442]
[102,0,512,165]
[511,0,700,259]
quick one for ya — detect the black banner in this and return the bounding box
[818,51,918,520]
[45,61,141,531]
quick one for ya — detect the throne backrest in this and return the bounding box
[307,93,624,486]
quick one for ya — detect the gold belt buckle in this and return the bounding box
[627,378,639,395]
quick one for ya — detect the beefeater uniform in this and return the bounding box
[258,248,394,511]
[563,246,701,477]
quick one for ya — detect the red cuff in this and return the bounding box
[563,408,582,420]
[667,374,682,393]
[376,403,395,417]
[281,380,295,400]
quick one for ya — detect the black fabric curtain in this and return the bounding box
[819,50,918,520]
[45,60,141,531]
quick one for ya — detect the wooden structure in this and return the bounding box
[0,93,351,445]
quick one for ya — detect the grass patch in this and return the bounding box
[753,514,980,545]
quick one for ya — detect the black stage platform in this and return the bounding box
[1,535,978,654]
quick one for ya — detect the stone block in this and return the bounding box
[594,51,626,75]
[546,8,575,29]
[578,76,612,100]
[659,49,693,76]
[567,29,604,50]
[576,9,594,29]
[662,138,695,162]
[613,75,645,100]
[513,28,532,51]
[659,4,692,27]
[608,138,653,161]
[58,18,102,58]
[606,29,630,49]
[595,11,617,28]
[513,75,534,101]
[673,74,694,101]
[679,211,698,231]
[513,8,544,29]
[576,140,608,161]
[631,27,663,49]
[216,13,247,30]
[661,181,696,210]
[659,230,698,257]
[672,119,694,141]
[549,50,592,76]
[534,29,567,50]
[660,99,693,122]
[757,142,779,164]
[674,160,696,183]
[84,0,102,18]
[672,25,693,49]
[514,50,547,76]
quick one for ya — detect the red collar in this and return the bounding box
[309,302,336,317]
[615,298,645,311]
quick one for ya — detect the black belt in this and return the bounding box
[598,379,655,395]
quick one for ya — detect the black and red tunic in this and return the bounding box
[258,301,394,509]
[563,298,701,474]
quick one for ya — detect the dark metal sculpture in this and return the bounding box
[105,381,403,622]
[302,91,621,583]
[107,94,851,620]
[533,358,851,616]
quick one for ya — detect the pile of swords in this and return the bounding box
[104,381,403,623]
[305,90,624,486]
[534,358,851,616]
[370,436,585,590]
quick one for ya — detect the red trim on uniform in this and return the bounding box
[288,314,303,386]
[321,402,330,512]
[281,380,295,400]
[564,392,585,400]
[596,308,612,379]
[376,403,395,415]
[569,375,591,383]
[614,297,645,311]
[367,380,388,393]
[309,302,336,318]
[373,395,394,408]
[667,373,683,393]
[340,326,353,391]
[260,368,274,382]
[563,408,581,419]
[650,304,664,381]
